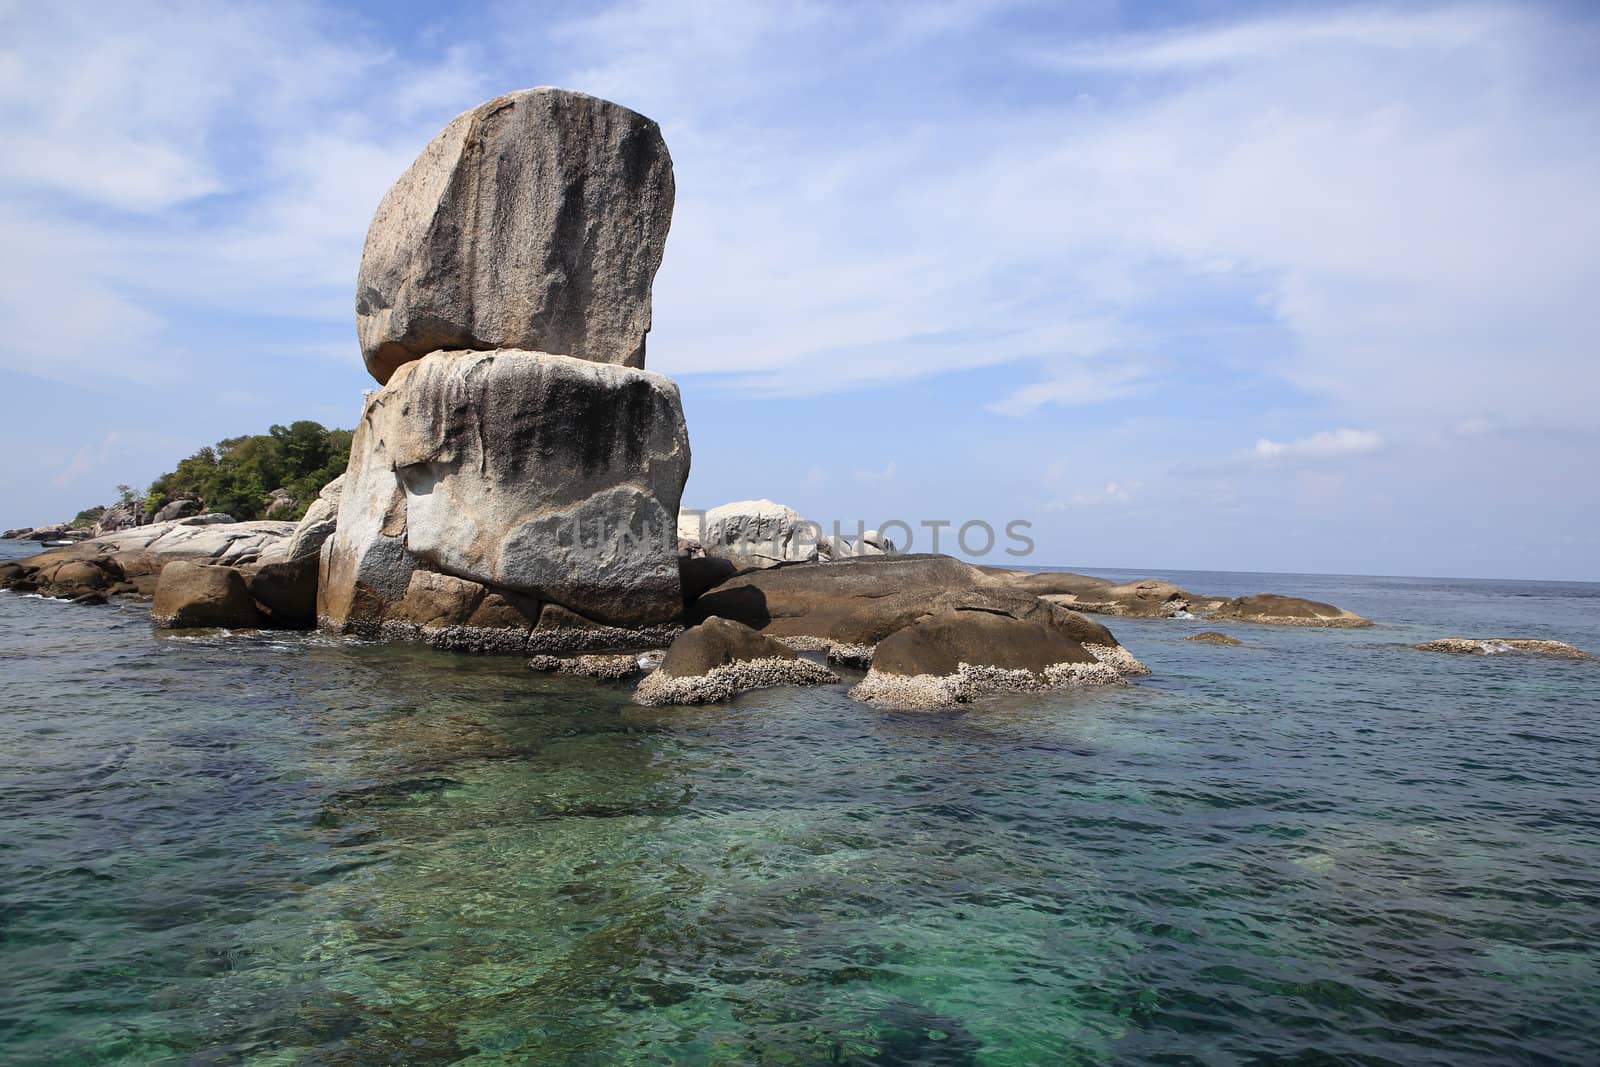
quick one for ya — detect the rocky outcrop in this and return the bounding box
[2,527,29,539]
[152,562,262,629]
[318,348,690,648]
[1208,594,1372,628]
[0,519,297,601]
[1043,578,1195,618]
[633,617,837,706]
[283,475,343,562]
[689,554,1131,663]
[356,88,674,385]
[152,499,201,523]
[1188,631,1243,645]
[849,610,1126,709]
[984,567,1368,627]
[1412,638,1588,658]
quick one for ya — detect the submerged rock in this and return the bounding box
[1413,638,1588,658]
[356,87,674,385]
[633,617,837,705]
[848,610,1126,709]
[152,562,261,629]
[1188,631,1244,645]
[529,652,657,680]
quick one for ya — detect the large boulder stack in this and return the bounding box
[319,88,687,653]
[356,87,674,385]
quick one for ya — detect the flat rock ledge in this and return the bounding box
[850,660,1125,711]
[362,616,681,656]
[1188,631,1244,645]
[1412,638,1589,658]
[634,657,838,706]
[529,652,660,679]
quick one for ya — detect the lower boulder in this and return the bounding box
[848,610,1126,710]
[633,617,837,706]
[319,348,690,643]
[152,562,262,629]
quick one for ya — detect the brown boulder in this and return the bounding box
[152,562,262,629]
[849,610,1128,710]
[633,617,837,706]
[658,616,799,678]
[869,610,1096,678]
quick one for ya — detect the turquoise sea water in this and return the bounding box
[2,540,1598,1065]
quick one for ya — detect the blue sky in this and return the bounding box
[2,0,1597,579]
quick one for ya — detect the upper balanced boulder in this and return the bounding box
[355,88,675,385]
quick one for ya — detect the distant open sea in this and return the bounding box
[2,539,1597,1065]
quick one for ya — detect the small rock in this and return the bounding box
[633,617,837,705]
[1188,631,1243,645]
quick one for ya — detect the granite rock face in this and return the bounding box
[686,500,821,569]
[284,475,343,562]
[318,348,690,640]
[356,87,674,385]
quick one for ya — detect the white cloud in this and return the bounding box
[1251,428,1383,462]
[854,461,897,483]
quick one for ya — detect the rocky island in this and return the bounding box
[1,86,1392,708]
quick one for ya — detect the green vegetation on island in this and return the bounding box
[145,421,351,522]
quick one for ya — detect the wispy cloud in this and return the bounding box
[1250,428,1383,462]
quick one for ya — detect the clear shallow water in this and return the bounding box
[2,543,1598,1066]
